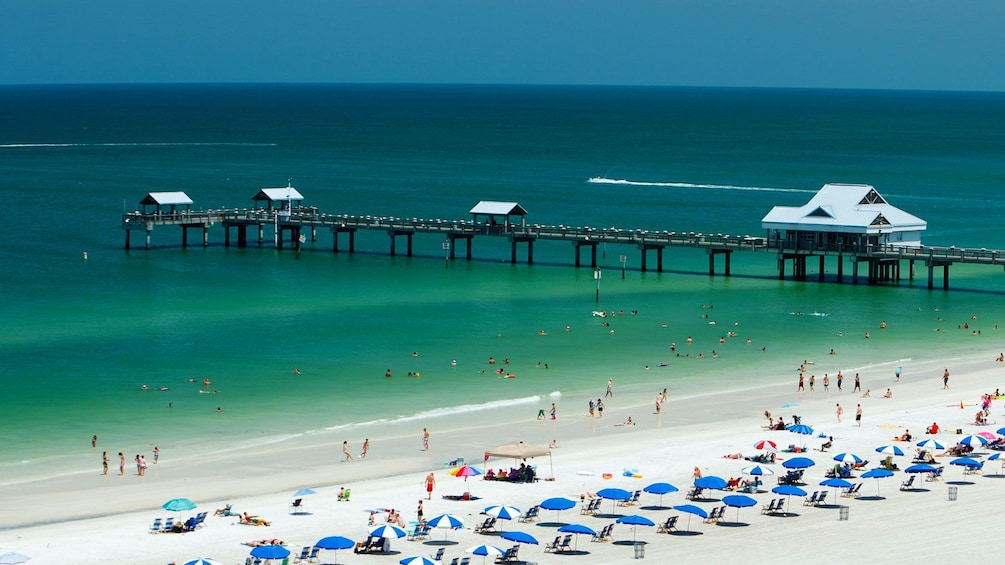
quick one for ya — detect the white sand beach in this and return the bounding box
[4,348,1005,565]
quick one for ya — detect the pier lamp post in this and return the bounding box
[442,239,450,269]
[594,268,602,303]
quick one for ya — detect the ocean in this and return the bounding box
[2,84,1005,486]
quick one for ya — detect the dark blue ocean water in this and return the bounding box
[2,84,1005,482]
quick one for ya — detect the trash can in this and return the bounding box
[839,506,849,521]
[634,543,645,559]
[948,486,958,501]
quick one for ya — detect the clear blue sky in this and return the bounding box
[2,1,1003,91]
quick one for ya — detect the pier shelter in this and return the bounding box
[139,191,193,215]
[762,183,927,284]
[469,201,532,263]
[252,184,304,212]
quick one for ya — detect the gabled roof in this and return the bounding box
[761,183,926,233]
[469,201,528,216]
[139,192,193,206]
[253,186,304,202]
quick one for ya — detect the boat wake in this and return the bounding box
[587,176,814,194]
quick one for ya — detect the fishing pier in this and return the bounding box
[121,184,1005,290]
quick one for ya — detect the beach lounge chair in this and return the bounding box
[215,504,235,517]
[814,491,828,506]
[193,511,208,527]
[900,475,916,491]
[448,559,460,565]
[761,499,779,515]
[803,491,819,506]
[430,548,445,561]
[556,534,573,552]
[927,467,945,481]
[686,486,704,500]
[620,490,641,506]
[580,498,601,515]
[494,545,519,563]
[473,516,497,533]
[517,505,539,522]
[161,517,174,533]
[149,518,162,534]
[591,524,613,542]
[544,535,563,553]
[293,547,311,563]
[842,483,863,498]
[289,498,305,514]
[459,559,470,565]
[657,515,679,533]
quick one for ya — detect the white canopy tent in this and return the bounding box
[484,440,553,480]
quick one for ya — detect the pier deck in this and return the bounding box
[122,207,1005,290]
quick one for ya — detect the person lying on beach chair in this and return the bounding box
[215,503,235,516]
[245,539,285,547]
[914,449,936,464]
[240,512,271,526]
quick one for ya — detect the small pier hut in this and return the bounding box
[252,183,304,212]
[761,183,927,283]
[761,183,926,251]
[470,201,528,230]
[139,191,193,215]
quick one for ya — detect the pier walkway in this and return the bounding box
[122,207,1005,290]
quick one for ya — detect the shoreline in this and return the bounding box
[4,342,1004,531]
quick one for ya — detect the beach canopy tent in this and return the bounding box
[252,183,304,211]
[761,183,927,250]
[139,191,193,214]
[469,201,528,229]
[484,440,553,479]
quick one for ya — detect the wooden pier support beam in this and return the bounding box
[203,226,209,247]
[852,258,859,284]
[448,234,473,260]
[388,231,413,257]
[145,224,152,250]
[707,249,732,277]
[575,241,599,269]
[639,244,664,273]
[257,225,264,246]
[837,255,843,282]
[509,236,535,264]
[332,227,357,254]
[819,255,825,281]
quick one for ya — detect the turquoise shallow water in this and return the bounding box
[1,84,1005,483]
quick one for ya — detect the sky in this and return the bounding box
[2,1,1004,91]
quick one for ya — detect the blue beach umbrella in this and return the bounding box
[819,477,852,502]
[293,488,317,497]
[162,498,196,512]
[557,524,596,551]
[250,545,290,560]
[741,465,774,476]
[782,457,816,470]
[400,556,439,565]
[997,427,1005,436]
[787,424,814,436]
[916,439,946,451]
[950,457,982,470]
[721,494,757,522]
[905,463,938,474]
[989,453,1005,475]
[315,536,354,563]
[959,435,989,448]
[539,497,576,522]
[832,453,863,465]
[642,482,679,506]
[672,504,708,532]
[596,487,632,514]
[184,560,222,565]
[694,476,728,490]
[615,514,655,542]
[499,531,538,545]
[466,544,506,565]
[484,505,521,521]
[861,468,894,496]
[876,445,905,456]
[771,484,806,515]
[427,513,464,541]
[369,524,408,539]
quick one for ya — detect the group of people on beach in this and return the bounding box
[97,438,159,476]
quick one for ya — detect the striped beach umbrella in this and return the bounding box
[916,439,945,451]
[875,445,905,456]
[959,434,989,448]
[753,439,778,451]
[832,452,863,464]
[369,524,408,539]
[483,505,521,521]
[741,465,775,476]
[427,513,464,541]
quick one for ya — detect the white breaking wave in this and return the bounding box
[587,176,815,194]
[392,394,544,424]
[0,142,277,149]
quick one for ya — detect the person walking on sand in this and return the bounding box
[343,440,354,462]
[153,446,159,464]
[837,371,844,391]
[797,374,804,391]
[361,438,370,459]
[853,373,861,393]
[823,374,830,393]
[588,398,595,417]
[895,366,902,382]
[855,404,862,427]
[118,452,125,476]
[606,378,613,398]
[809,375,816,393]
[92,435,97,448]
[550,403,557,420]
[424,472,436,500]
[102,451,108,475]
[836,403,843,423]
[597,399,604,418]
[423,428,430,451]
[943,368,950,389]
